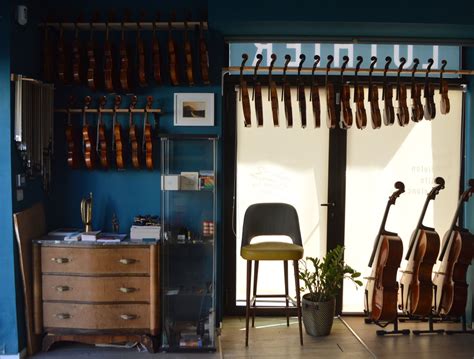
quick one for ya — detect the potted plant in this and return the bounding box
[299,245,362,336]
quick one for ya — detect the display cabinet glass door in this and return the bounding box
[160,135,217,351]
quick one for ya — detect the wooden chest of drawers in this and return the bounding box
[33,240,159,349]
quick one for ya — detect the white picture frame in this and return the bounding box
[174,93,214,126]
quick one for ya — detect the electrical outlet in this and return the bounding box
[16,189,24,202]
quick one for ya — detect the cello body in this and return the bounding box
[368,235,404,321]
[433,230,474,317]
[399,228,440,316]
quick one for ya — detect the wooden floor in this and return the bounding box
[30,316,474,358]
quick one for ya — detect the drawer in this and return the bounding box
[43,303,150,330]
[41,247,150,274]
[42,275,150,303]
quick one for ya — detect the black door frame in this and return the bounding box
[222,73,347,316]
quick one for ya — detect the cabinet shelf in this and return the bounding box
[161,135,217,351]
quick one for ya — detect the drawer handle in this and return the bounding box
[55,313,71,320]
[119,287,137,293]
[120,314,138,320]
[55,285,71,292]
[51,257,69,264]
[119,258,137,265]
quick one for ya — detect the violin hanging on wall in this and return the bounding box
[282,54,293,128]
[152,13,162,85]
[439,60,450,115]
[433,179,474,317]
[71,21,82,85]
[129,95,140,169]
[410,59,424,122]
[297,54,307,128]
[119,18,131,92]
[382,57,395,126]
[239,54,251,127]
[253,54,264,127]
[65,97,81,169]
[112,95,124,170]
[137,14,148,88]
[339,56,352,129]
[354,56,367,129]
[87,15,99,91]
[369,57,382,129]
[96,96,109,169]
[198,19,210,85]
[168,14,179,86]
[57,23,68,84]
[423,58,436,120]
[268,54,279,127]
[325,55,336,129]
[365,181,404,322]
[82,96,96,170]
[399,177,444,317]
[184,16,194,85]
[104,18,114,92]
[310,55,321,128]
[143,96,154,170]
[396,58,410,127]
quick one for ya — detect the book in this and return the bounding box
[81,230,101,242]
[180,172,199,190]
[96,233,127,243]
[64,231,82,241]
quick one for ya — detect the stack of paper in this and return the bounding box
[130,225,161,241]
[81,231,102,242]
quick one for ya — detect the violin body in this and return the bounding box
[199,25,210,85]
[152,33,162,84]
[399,228,440,316]
[254,82,264,127]
[82,125,96,170]
[411,84,424,122]
[98,123,109,169]
[270,81,279,127]
[298,83,306,128]
[104,40,114,92]
[168,27,179,86]
[326,83,336,129]
[65,125,81,168]
[383,84,395,126]
[423,84,436,120]
[129,124,140,169]
[241,80,251,127]
[340,84,352,129]
[144,124,153,170]
[370,85,382,129]
[311,83,321,128]
[355,85,367,129]
[440,80,450,115]
[137,36,147,87]
[367,234,403,321]
[433,229,474,317]
[283,83,293,128]
[397,84,410,127]
[114,123,124,170]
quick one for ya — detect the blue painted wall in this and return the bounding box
[0,2,20,355]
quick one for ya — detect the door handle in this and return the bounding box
[320,203,335,207]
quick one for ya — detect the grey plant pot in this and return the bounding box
[301,294,336,336]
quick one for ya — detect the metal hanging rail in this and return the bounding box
[40,21,208,31]
[227,66,474,76]
[54,108,162,114]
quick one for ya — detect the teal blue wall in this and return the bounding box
[0,2,20,355]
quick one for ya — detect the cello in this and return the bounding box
[433,179,474,317]
[399,177,444,317]
[268,54,279,127]
[365,181,405,322]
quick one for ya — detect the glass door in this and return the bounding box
[343,89,464,313]
[235,87,331,307]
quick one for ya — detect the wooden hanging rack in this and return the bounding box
[41,21,208,32]
[54,108,162,114]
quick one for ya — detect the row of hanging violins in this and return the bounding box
[239,53,451,129]
[43,14,210,91]
[66,95,157,171]
[365,178,474,328]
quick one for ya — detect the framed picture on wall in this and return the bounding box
[174,93,214,126]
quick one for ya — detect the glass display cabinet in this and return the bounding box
[160,134,217,351]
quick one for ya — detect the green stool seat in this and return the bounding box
[241,242,304,261]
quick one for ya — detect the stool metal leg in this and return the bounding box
[284,260,289,327]
[245,260,252,346]
[252,260,259,327]
[293,260,303,345]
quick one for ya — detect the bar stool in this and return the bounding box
[240,203,304,346]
